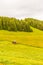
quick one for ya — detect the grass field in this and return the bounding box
[0,27,43,65]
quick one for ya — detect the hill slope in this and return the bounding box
[0,27,43,65]
[0,41,43,65]
[0,27,43,47]
[0,17,43,65]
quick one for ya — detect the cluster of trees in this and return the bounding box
[0,16,43,32]
[24,18,43,31]
[0,16,33,32]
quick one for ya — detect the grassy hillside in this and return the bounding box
[0,42,43,65]
[0,27,43,47]
[0,27,43,65]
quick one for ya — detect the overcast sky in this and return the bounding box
[0,0,43,20]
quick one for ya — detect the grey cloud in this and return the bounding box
[0,0,43,20]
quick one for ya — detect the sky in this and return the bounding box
[0,0,43,20]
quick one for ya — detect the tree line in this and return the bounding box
[0,16,43,32]
[0,16,33,32]
[24,18,43,31]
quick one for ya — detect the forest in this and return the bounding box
[0,16,43,32]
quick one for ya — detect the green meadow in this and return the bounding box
[0,27,43,65]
